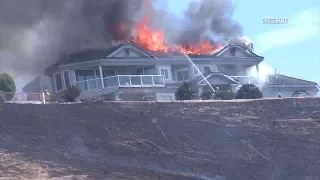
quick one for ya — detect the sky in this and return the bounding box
[167,0,320,84]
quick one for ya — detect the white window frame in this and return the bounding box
[158,66,171,81]
[63,70,71,89]
[193,65,200,75]
[203,66,212,74]
[175,68,191,81]
[94,69,116,78]
[53,70,71,93]
[192,65,213,76]
[132,66,155,75]
[156,93,175,101]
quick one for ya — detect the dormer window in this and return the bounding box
[230,48,236,56]
[125,48,130,56]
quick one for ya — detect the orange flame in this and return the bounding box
[133,0,222,55]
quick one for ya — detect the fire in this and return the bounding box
[132,0,223,55]
[136,16,169,52]
[178,41,223,55]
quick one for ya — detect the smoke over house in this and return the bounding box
[0,0,243,76]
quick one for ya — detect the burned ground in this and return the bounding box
[0,98,320,180]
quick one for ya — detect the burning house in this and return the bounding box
[22,40,319,101]
[20,0,319,101]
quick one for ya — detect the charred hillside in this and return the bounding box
[1,98,320,180]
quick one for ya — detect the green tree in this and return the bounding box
[235,83,263,99]
[175,81,197,100]
[0,73,16,100]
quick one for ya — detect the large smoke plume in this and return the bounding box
[0,0,143,76]
[173,0,242,45]
[0,0,242,78]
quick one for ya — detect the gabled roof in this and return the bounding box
[56,44,123,65]
[267,74,318,86]
[197,72,239,85]
[212,44,263,58]
[56,43,154,65]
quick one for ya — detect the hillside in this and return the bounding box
[1,98,320,180]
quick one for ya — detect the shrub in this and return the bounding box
[201,91,213,100]
[220,91,235,100]
[62,85,81,102]
[201,85,214,100]
[0,73,16,100]
[235,83,263,99]
[175,81,197,100]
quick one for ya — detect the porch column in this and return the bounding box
[99,65,104,89]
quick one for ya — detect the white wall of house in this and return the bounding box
[261,87,318,98]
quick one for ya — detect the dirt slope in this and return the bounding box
[1,98,320,180]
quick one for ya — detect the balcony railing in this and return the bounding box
[74,75,165,91]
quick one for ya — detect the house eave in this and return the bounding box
[265,84,319,88]
[57,57,264,68]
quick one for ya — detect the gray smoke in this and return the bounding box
[175,0,242,45]
[0,0,143,76]
[0,0,242,78]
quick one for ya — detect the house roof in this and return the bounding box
[267,74,318,86]
[55,43,155,66]
[56,43,264,65]
[212,44,263,58]
[44,42,265,75]
[197,72,239,85]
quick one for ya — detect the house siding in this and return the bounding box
[261,87,319,98]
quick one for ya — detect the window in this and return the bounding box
[54,73,63,92]
[204,66,211,74]
[193,65,200,75]
[157,93,175,101]
[134,66,156,75]
[159,66,171,80]
[64,71,71,88]
[95,69,116,78]
[161,69,169,79]
[75,70,95,81]
[176,69,190,81]
[193,65,212,75]
[54,71,71,92]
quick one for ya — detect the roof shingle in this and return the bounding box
[267,74,317,85]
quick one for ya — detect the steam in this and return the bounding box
[247,62,275,85]
[239,36,275,85]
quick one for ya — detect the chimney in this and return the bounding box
[274,69,277,78]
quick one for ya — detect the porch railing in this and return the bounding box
[74,75,165,91]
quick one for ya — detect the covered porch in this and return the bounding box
[69,65,165,91]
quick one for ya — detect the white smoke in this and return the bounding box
[247,62,275,85]
[240,36,275,85]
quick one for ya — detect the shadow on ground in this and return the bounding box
[1,98,320,180]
